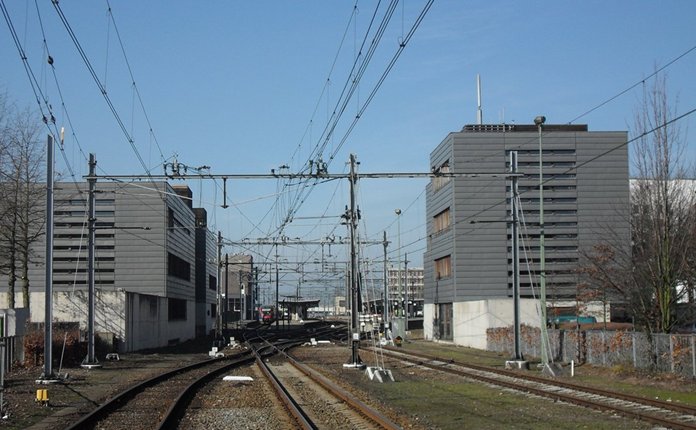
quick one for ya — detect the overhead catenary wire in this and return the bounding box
[51,1,152,177]
[266,1,405,240]
[266,0,435,245]
[104,0,166,172]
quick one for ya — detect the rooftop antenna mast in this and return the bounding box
[476,74,483,125]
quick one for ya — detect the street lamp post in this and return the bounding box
[395,209,402,320]
[535,115,550,368]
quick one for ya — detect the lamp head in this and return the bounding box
[534,116,546,126]
[395,209,402,215]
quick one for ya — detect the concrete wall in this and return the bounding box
[0,307,30,336]
[424,298,540,350]
[125,293,195,352]
[3,291,199,353]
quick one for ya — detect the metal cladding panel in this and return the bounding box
[113,182,168,296]
[575,132,630,253]
[451,134,509,300]
[205,230,218,302]
[163,188,197,301]
[424,126,630,306]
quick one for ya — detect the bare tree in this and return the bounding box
[578,73,695,336]
[14,112,46,308]
[630,73,695,334]
[0,96,45,310]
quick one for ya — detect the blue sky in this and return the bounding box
[2,1,695,298]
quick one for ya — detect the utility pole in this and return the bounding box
[216,232,222,338]
[224,254,229,332]
[275,243,279,328]
[344,154,364,369]
[39,135,56,382]
[404,253,409,335]
[395,208,401,321]
[82,154,100,368]
[238,270,242,323]
[535,115,550,370]
[510,151,525,365]
[382,231,390,339]
[253,267,259,321]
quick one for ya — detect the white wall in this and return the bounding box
[127,293,195,352]
[0,307,30,336]
[424,299,541,349]
[4,291,198,353]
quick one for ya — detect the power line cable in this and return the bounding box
[568,44,696,125]
[328,0,434,162]
[51,1,151,175]
[104,1,166,171]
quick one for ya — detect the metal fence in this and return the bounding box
[0,336,24,377]
[487,327,696,378]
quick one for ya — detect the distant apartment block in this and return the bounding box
[386,266,424,316]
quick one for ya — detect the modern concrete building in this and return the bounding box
[0,181,218,352]
[423,123,630,348]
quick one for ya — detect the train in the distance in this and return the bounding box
[258,305,276,324]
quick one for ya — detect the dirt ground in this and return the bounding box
[1,334,695,430]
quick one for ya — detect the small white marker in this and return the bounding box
[223,376,254,382]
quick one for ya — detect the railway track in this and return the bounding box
[64,322,346,430]
[255,341,400,430]
[373,346,696,430]
[65,349,258,430]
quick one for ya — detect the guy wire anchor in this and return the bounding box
[365,366,394,383]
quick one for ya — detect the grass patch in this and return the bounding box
[367,372,652,430]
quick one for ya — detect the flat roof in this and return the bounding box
[461,124,588,133]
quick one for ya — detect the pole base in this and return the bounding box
[505,360,529,370]
[366,366,394,382]
[540,362,566,377]
[35,376,61,384]
[343,362,366,370]
[80,362,102,370]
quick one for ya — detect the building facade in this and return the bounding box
[386,266,424,317]
[1,181,218,352]
[221,253,255,323]
[423,123,630,347]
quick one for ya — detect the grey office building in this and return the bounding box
[14,181,218,352]
[423,123,629,346]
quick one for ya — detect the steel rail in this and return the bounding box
[380,346,696,416]
[376,347,696,430]
[156,352,259,430]
[282,352,401,430]
[65,351,253,430]
[253,347,316,430]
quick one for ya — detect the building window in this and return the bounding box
[168,298,187,321]
[433,208,451,234]
[211,303,217,318]
[209,274,217,291]
[168,207,190,235]
[434,255,451,279]
[432,160,450,192]
[168,253,191,281]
